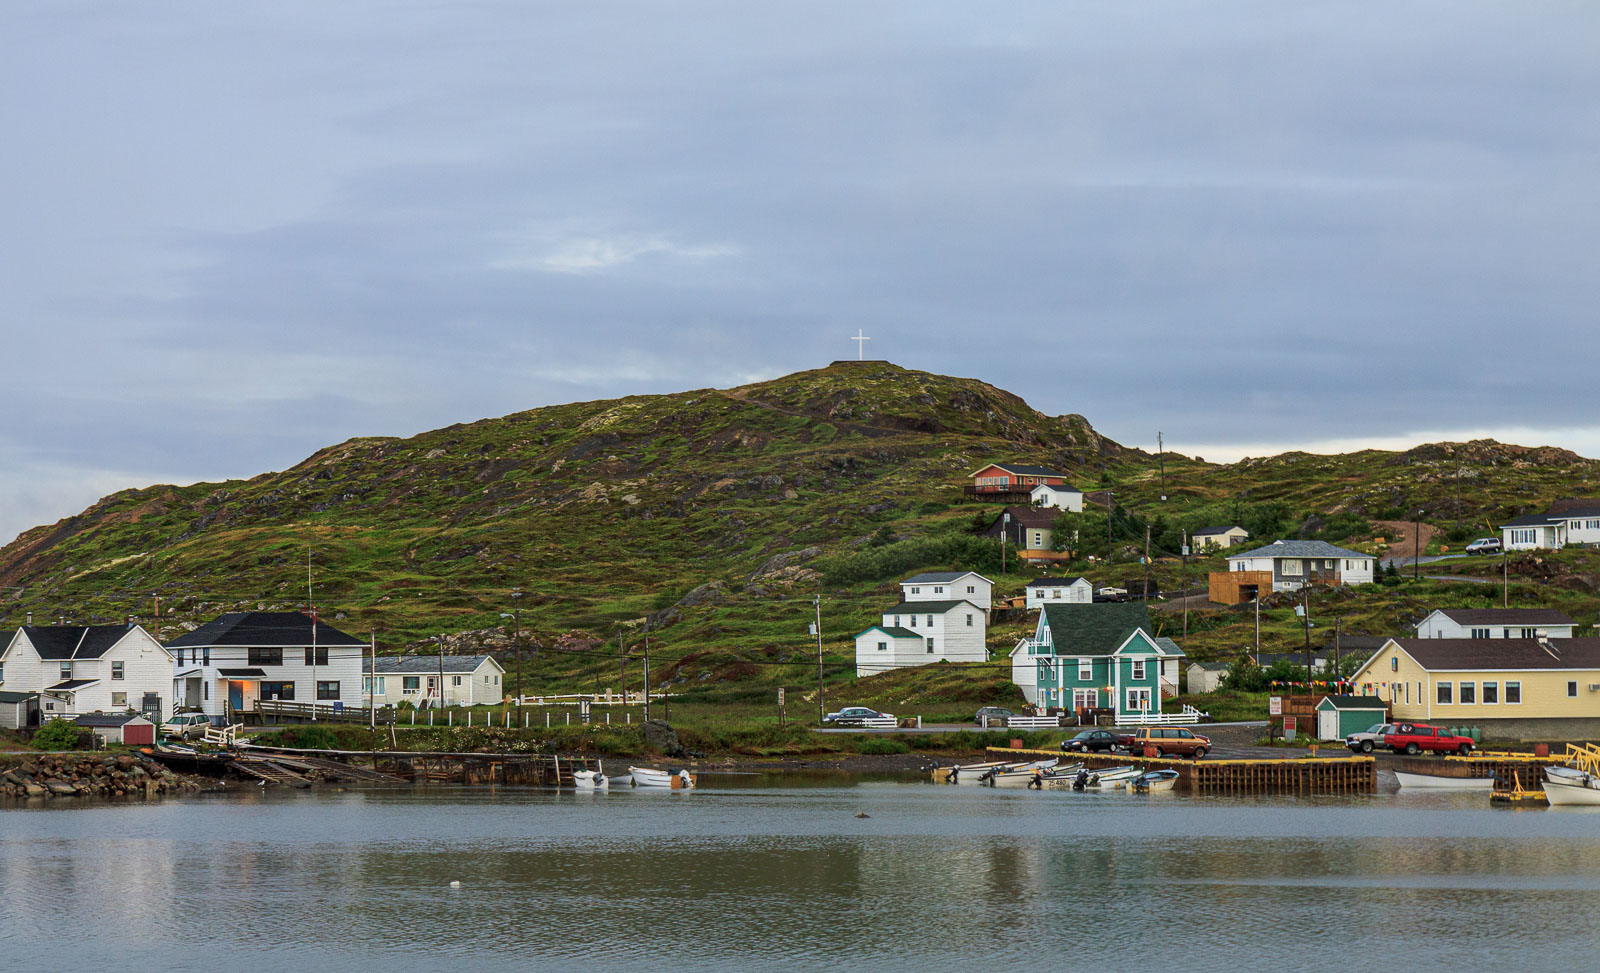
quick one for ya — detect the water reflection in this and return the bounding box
[2,780,1598,972]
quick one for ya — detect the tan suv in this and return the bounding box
[1127,727,1210,759]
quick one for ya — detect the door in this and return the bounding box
[426,676,438,704]
[141,693,162,724]
[228,682,243,713]
[1318,710,1339,741]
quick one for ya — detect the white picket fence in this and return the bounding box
[1001,715,1062,729]
[855,717,899,729]
[1116,705,1209,726]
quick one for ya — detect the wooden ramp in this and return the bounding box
[267,755,407,785]
[229,758,313,789]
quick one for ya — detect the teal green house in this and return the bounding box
[1010,602,1184,719]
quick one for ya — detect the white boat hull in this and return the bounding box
[629,766,695,789]
[938,761,1007,785]
[1394,770,1495,790]
[1543,778,1600,806]
[980,758,1059,787]
[1545,766,1596,786]
[1132,772,1180,793]
[573,771,608,790]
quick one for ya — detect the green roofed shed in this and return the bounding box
[1315,695,1388,740]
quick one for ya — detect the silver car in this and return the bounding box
[162,712,212,740]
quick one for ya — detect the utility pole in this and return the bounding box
[1105,491,1114,563]
[1000,512,1008,576]
[1143,525,1151,602]
[152,593,161,642]
[814,595,825,725]
[1502,536,1509,608]
[1334,617,1342,687]
[642,629,652,722]
[511,588,523,702]
[619,631,626,706]
[438,633,446,711]
[1181,530,1189,640]
[1254,592,1261,665]
[1302,575,1312,678]
[1158,432,1166,501]
[1413,510,1422,583]
[369,632,377,731]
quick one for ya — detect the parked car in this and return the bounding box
[822,706,895,727]
[1384,723,1474,756]
[974,706,1017,726]
[1465,537,1502,555]
[1125,727,1211,758]
[1060,728,1121,754]
[1345,723,1397,754]
[162,712,212,740]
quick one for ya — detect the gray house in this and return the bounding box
[1225,539,1376,592]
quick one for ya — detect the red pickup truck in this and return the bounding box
[1384,723,1474,756]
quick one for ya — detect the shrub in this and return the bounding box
[856,737,911,755]
[32,719,85,751]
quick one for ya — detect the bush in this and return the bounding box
[32,719,85,751]
[856,737,912,755]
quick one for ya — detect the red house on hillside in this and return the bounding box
[966,463,1068,502]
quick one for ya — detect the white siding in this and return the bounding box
[1414,611,1575,640]
[1030,484,1083,512]
[173,644,365,720]
[1024,579,1092,609]
[1,628,173,720]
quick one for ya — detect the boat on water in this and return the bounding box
[981,758,1061,788]
[573,762,609,790]
[629,766,696,789]
[936,761,1009,785]
[1025,764,1085,790]
[1131,769,1180,793]
[1545,765,1596,786]
[1073,766,1141,790]
[1542,776,1600,806]
[1393,770,1495,790]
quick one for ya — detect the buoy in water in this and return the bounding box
[855,811,870,818]
[449,880,461,888]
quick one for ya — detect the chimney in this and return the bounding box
[25,611,32,626]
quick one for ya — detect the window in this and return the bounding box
[876,641,887,652]
[1459,682,1476,705]
[452,676,463,686]
[1471,628,1490,639]
[112,661,124,680]
[203,648,210,665]
[0,663,4,682]
[316,681,339,701]
[403,676,421,693]
[967,585,975,594]
[1078,658,1092,680]
[1437,682,1453,704]
[1482,682,1498,705]
[1037,659,1056,682]
[1131,659,1146,680]
[934,586,944,594]
[910,587,920,595]
[203,682,209,701]
[305,647,329,666]
[1506,681,1521,704]
[1125,688,1152,712]
[248,648,283,666]
[894,615,902,628]
[965,614,974,627]
[905,615,914,628]
[60,662,72,680]
[261,681,295,701]
[1281,558,1302,575]
[1502,628,1512,638]
[112,692,127,708]
[926,638,935,654]
[363,676,386,695]
[1390,656,1398,672]
[925,615,933,627]
[1569,681,1579,698]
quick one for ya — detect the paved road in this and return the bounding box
[1380,553,1467,569]
[1423,574,1497,585]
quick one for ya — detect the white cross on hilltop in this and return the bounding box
[851,329,870,360]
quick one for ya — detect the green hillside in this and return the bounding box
[3,361,1598,704]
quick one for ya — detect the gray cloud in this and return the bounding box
[3,1,1600,541]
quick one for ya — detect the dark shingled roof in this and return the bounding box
[1192,525,1245,536]
[885,600,980,615]
[20,625,133,660]
[1038,602,1155,657]
[75,713,149,727]
[0,690,39,703]
[858,626,922,640]
[369,655,499,675]
[1435,608,1575,626]
[1231,539,1369,560]
[48,679,100,691]
[1499,512,1556,528]
[902,571,989,585]
[983,464,1064,477]
[1318,695,1387,710]
[167,612,366,648]
[1391,638,1600,671]
[1027,576,1088,587]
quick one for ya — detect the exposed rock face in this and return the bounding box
[640,720,685,758]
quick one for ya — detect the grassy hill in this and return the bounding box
[4,360,1599,707]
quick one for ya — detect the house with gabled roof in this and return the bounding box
[1030,482,1083,512]
[365,655,506,707]
[1024,576,1092,609]
[1500,499,1600,551]
[1011,602,1183,719]
[0,622,174,723]
[899,571,992,611]
[1415,608,1577,640]
[167,611,368,723]
[855,592,987,677]
[1191,525,1249,551]
[1224,539,1375,593]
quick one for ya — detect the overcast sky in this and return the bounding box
[4,2,1600,544]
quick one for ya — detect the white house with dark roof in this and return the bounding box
[1415,608,1577,640]
[1191,525,1250,551]
[166,612,368,723]
[1029,482,1083,512]
[1500,499,1600,551]
[365,655,506,707]
[1226,540,1374,591]
[0,623,174,723]
[855,596,988,677]
[899,571,992,611]
[1024,576,1092,609]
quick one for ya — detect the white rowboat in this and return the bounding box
[1394,770,1495,790]
[1131,770,1180,793]
[1542,778,1600,806]
[981,759,1062,788]
[1024,764,1085,790]
[629,766,696,789]
[938,761,1009,785]
[573,761,609,789]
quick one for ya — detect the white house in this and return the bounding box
[1024,576,1093,609]
[1186,661,1230,694]
[1030,483,1083,512]
[167,612,368,723]
[1191,525,1250,551]
[365,655,506,707]
[855,599,987,677]
[1500,500,1600,551]
[1415,608,1577,640]
[1226,540,1374,592]
[0,623,175,723]
[899,571,992,611]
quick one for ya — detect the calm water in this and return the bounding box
[3,773,1598,972]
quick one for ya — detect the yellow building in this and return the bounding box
[1352,638,1600,740]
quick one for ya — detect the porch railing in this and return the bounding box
[1117,704,1209,726]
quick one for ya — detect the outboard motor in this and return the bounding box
[1073,769,1090,792]
[948,766,959,784]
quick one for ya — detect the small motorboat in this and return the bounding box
[1394,770,1495,790]
[573,762,609,790]
[1072,766,1141,791]
[1542,777,1600,806]
[1545,765,1597,786]
[1026,764,1085,790]
[629,766,696,789]
[982,758,1061,788]
[1131,769,1180,793]
[936,761,1008,785]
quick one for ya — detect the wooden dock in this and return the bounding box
[988,747,1376,795]
[239,744,598,787]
